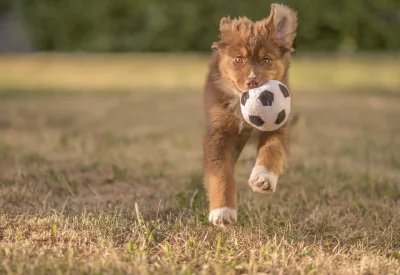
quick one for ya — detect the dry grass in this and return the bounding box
[0,53,399,93]
[0,55,400,274]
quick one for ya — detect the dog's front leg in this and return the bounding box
[203,127,238,227]
[248,125,289,193]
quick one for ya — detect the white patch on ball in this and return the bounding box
[240,80,291,131]
[208,207,237,227]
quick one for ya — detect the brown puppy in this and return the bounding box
[202,3,297,227]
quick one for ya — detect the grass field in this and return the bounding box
[0,54,399,274]
[0,53,399,94]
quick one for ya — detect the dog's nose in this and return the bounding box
[246,77,260,89]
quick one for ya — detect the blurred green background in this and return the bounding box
[1,0,400,53]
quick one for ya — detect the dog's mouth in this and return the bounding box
[231,81,246,94]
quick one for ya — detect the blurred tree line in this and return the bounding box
[2,0,400,52]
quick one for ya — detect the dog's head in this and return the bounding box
[212,4,297,95]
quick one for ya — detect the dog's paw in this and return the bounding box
[208,207,237,227]
[249,165,278,193]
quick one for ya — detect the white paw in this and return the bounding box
[208,207,237,227]
[248,165,278,193]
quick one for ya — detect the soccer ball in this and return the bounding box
[240,80,291,131]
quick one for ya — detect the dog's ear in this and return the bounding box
[211,42,220,50]
[211,17,232,50]
[268,4,297,50]
[219,17,232,34]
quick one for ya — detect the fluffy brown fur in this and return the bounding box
[203,3,297,227]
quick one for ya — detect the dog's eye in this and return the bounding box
[234,56,243,63]
[263,57,271,64]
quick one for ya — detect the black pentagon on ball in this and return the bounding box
[275,110,286,125]
[249,115,265,126]
[241,91,249,106]
[259,90,274,106]
[278,84,290,98]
